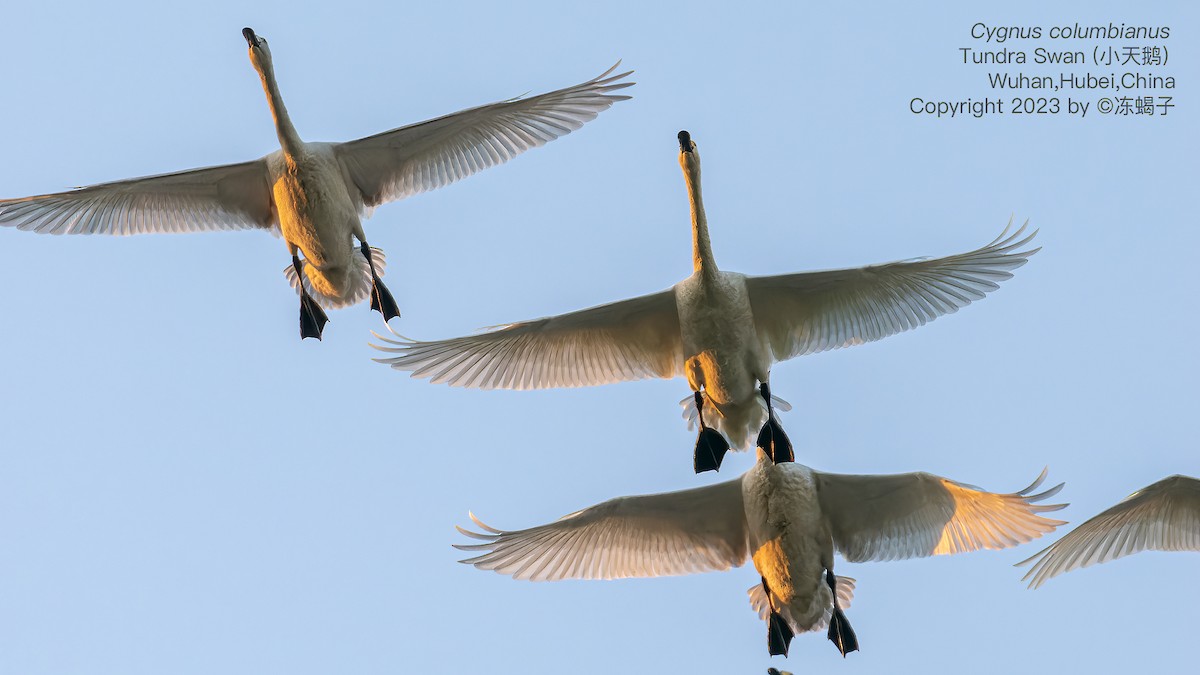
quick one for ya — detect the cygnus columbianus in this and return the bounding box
[1017,474,1199,588]
[0,28,633,339]
[373,131,1039,470]
[457,454,1065,657]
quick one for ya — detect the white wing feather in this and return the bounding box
[455,477,749,581]
[1017,475,1200,589]
[371,289,683,389]
[0,64,631,236]
[816,467,1066,562]
[0,159,274,235]
[748,220,1038,362]
[335,63,633,209]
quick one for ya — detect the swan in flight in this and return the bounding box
[0,28,633,340]
[373,130,1039,470]
[1018,474,1199,588]
[457,454,1066,657]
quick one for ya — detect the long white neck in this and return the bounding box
[683,157,716,274]
[254,58,303,155]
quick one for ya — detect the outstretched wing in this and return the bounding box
[335,63,632,210]
[371,289,683,389]
[816,467,1066,562]
[1017,475,1200,589]
[456,477,749,581]
[0,159,274,235]
[748,220,1038,362]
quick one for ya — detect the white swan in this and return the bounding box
[0,28,633,340]
[1018,474,1200,588]
[457,454,1066,657]
[373,130,1039,470]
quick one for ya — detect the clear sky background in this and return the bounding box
[0,1,1195,673]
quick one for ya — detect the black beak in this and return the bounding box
[678,130,692,153]
[242,27,258,48]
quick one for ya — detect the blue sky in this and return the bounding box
[0,1,1195,673]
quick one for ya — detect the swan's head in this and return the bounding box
[678,130,700,176]
[678,130,696,154]
[678,129,700,166]
[242,27,273,68]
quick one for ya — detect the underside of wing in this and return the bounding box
[748,220,1038,362]
[336,63,633,210]
[456,477,749,581]
[817,467,1066,562]
[370,289,683,389]
[0,159,274,235]
[1018,475,1200,588]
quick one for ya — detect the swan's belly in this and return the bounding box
[271,150,359,295]
[676,271,766,407]
[744,461,831,631]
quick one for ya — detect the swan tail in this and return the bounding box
[284,246,387,310]
[747,576,855,634]
[680,391,792,452]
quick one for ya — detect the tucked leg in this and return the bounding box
[359,241,400,322]
[756,381,794,464]
[825,569,859,657]
[293,254,329,340]
[692,390,730,473]
[761,577,794,657]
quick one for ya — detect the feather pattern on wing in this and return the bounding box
[335,63,633,210]
[0,159,274,235]
[816,467,1066,562]
[370,289,683,389]
[747,219,1039,362]
[1017,475,1200,589]
[455,477,749,581]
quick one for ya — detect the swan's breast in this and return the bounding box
[744,461,831,630]
[269,145,358,268]
[675,271,766,405]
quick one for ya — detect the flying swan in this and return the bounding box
[457,454,1066,657]
[373,130,1039,470]
[0,28,633,339]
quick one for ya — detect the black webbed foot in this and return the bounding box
[361,242,401,322]
[693,428,731,473]
[826,606,859,657]
[825,568,858,657]
[299,293,329,340]
[293,254,329,340]
[692,390,729,473]
[767,611,794,657]
[757,382,793,463]
[370,277,401,322]
[757,417,794,464]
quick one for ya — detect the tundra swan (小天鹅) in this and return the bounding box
[457,454,1065,657]
[0,27,633,339]
[1018,474,1199,588]
[373,130,1038,470]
